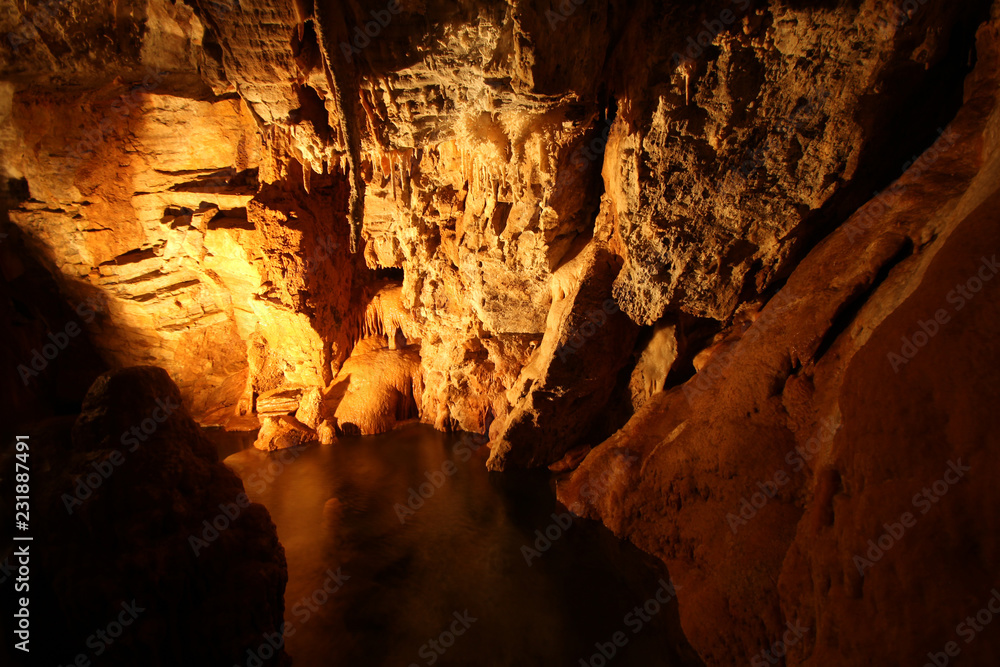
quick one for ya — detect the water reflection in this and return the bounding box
[222,424,699,667]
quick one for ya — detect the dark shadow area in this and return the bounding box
[223,424,703,667]
[0,188,108,443]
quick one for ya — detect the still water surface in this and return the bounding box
[221,424,699,667]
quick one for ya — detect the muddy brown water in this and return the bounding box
[219,423,700,667]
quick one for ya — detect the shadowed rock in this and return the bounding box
[9,366,288,666]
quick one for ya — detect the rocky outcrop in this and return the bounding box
[2,366,287,665]
[0,80,379,426]
[487,234,640,469]
[560,11,1000,665]
[604,0,993,324]
[3,85,264,421]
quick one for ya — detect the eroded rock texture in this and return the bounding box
[561,11,1000,666]
[3,0,1000,664]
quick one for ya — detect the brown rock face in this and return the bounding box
[487,238,640,469]
[4,0,1000,665]
[559,12,1000,666]
[3,366,287,665]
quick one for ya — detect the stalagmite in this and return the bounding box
[322,345,422,435]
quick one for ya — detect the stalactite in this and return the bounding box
[291,0,309,40]
[353,285,413,344]
[399,150,409,201]
[312,5,365,252]
[390,153,397,200]
[678,58,697,106]
[359,88,378,140]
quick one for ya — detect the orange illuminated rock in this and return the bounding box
[558,13,1000,665]
[322,342,423,436]
[255,414,315,451]
[4,2,1000,665]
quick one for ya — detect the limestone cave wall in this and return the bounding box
[3,1,1000,665]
